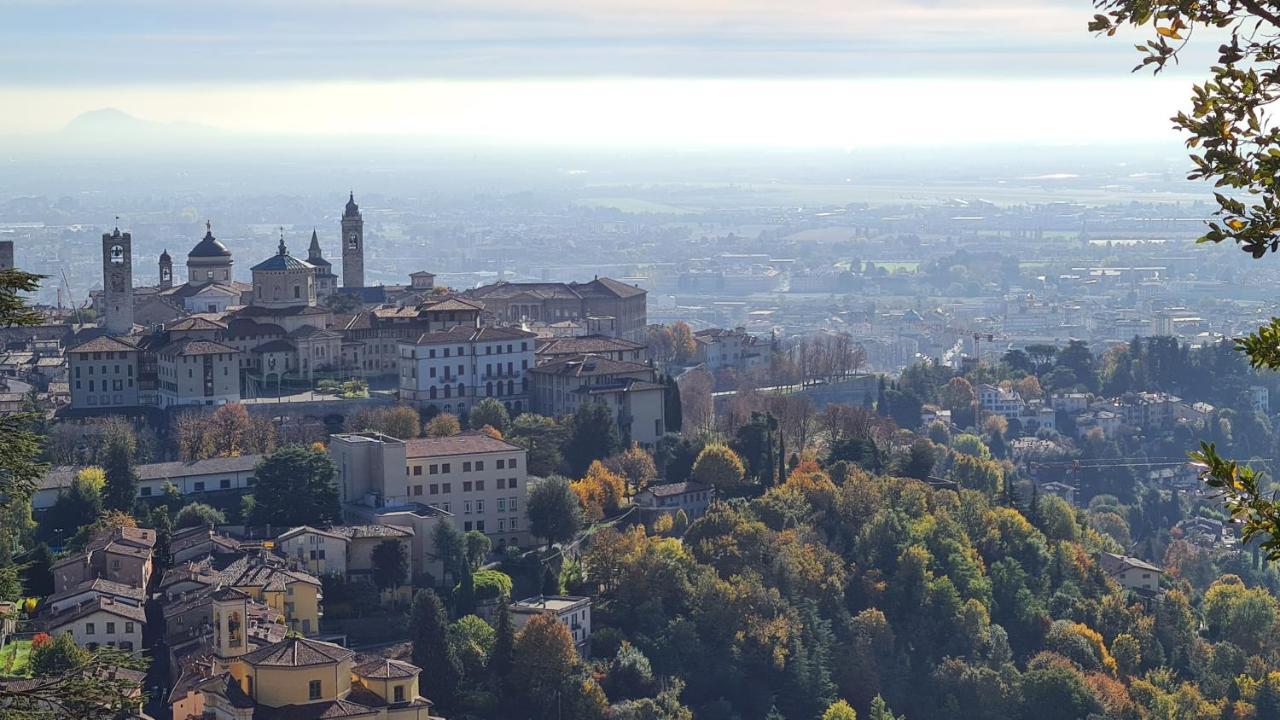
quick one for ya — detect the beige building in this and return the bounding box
[68,335,141,410]
[1098,552,1163,595]
[44,596,145,652]
[250,234,317,310]
[330,431,530,549]
[52,527,156,594]
[277,526,351,577]
[529,354,666,445]
[397,325,537,416]
[464,276,648,341]
[169,586,439,720]
[510,595,592,656]
[36,454,262,511]
[156,338,241,407]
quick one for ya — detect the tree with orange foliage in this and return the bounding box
[571,461,627,521]
[605,444,657,496]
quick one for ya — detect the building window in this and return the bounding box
[442,483,451,493]
[497,459,505,469]
[106,622,116,634]
[497,478,505,489]
[125,622,134,633]
[475,461,484,471]
[463,481,472,492]
[85,623,95,635]
[442,463,451,473]
[394,685,405,703]
[414,466,423,476]
[429,484,438,495]
[464,501,472,514]
[429,465,438,475]
[309,680,322,700]
[463,462,472,472]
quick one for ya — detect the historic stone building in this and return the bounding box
[463,276,647,341]
[341,192,364,288]
[101,227,134,336]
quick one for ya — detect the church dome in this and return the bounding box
[159,248,171,261]
[189,222,232,258]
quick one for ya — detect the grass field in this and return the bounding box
[0,639,32,677]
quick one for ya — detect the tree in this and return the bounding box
[691,443,746,495]
[40,472,102,546]
[469,398,511,434]
[433,522,467,583]
[371,539,409,590]
[866,696,903,720]
[528,476,583,549]
[510,612,583,720]
[606,444,657,496]
[29,632,89,677]
[821,699,857,720]
[448,614,496,677]
[426,412,462,438]
[100,430,137,513]
[247,445,341,527]
[464,530,492,570]
[663,374,683,434]
[508,413,567,477]
[174,502,226,529]
[670,322,697,362]
[349,405,421,440]
[564,401,623,477]
[571,461,627,521]
[410,589,461,710]
[491,597,515,680]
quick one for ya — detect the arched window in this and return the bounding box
[486,382,493,397]
[429,387,437,400]
[507,380,515,395]
[444,385,451,398]
[457,383,465,397]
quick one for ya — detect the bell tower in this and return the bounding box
[341,191,364,288]
[102,223,134,336]
[211,587,250,660]
[159,249,173,290]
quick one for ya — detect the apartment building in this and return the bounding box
[529,354,666,445]
[330,431,529,549]
[36,454,262,511]
[397,325,537,416]
[155,337,241,407]
[67,335,141,410]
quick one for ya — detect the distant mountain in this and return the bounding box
[57,108,219,145]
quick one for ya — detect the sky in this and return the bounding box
[0,0,1205,148]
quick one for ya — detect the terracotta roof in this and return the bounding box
[69,335,137,353]
[45,595,147,628]
[277,525,350,543]
[256,698,383,719]
[529,354,653,378]
[168,317,228,332]
[352,656,419,679]
[45,578,146,606]
[241,636,354,668]
[536,334,644,356]
[216,555,321,592]
[159,338,239,357]
[403,431,523,458]
[1098,552,1163,575]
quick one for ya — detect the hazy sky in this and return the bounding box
[0,0,1202,148]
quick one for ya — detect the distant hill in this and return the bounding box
[57,108,219,146]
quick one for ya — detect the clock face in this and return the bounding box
[348,232,359,249]
[110,245,125,264]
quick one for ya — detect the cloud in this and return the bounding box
[0,0,1176,84]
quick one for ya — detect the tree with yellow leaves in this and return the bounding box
[571,461,627,521]
[691,443,745,496]
[425,412,462,438]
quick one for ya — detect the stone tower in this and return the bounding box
[0,241,13,271]
[210,587,250,659]
[341,191,364,288]
[159,248,173,290]
[102,226,134,335]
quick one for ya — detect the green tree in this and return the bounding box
[491,597,515,680]
[248,445,341,527]
[410,589,461,711]
[469,398,511,435]
[100,430,137,513]
[867,695,903,720]
[564,401,623,476]
[174,502,226,529]
[691,443,746,495]
[464,530,492,569]
[371,538,409,590]
[448,614,496,677]
[663,374,683,433]
[507,413,567,477]
[39,472,102,546]
[527,476,584,550]
[0,564,21,604]
[29,632,89,676]
[432,522,467,583]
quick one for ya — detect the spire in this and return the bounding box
[308,228,322,259]
[278,227,287,256]
[113,215,120,235]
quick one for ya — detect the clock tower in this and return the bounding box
[341,191,364,289]
[102,225,134,336]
